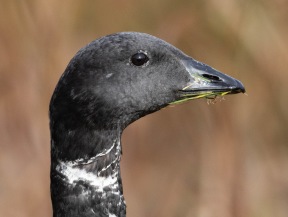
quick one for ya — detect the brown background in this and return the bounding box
[1,0,288,217]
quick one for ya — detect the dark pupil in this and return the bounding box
[131,52,149,66]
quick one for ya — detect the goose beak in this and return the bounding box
[171,58,245,104]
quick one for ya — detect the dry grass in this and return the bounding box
[1,0,288,216]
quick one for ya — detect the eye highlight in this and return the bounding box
[131,51,149,66]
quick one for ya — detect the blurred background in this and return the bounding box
[1,0,288,216]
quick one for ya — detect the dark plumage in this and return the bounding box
[49,32,245,217]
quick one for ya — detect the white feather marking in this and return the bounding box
[56,161,118,190]
[106,73,113,78]
[75,140,117,166]
[55,140,122,192]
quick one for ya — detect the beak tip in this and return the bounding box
[232,80,246,94]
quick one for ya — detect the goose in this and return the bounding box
[49,32,245,217]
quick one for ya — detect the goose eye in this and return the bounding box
[131,52,149,66]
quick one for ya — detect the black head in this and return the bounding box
[49,32,245,216]
[50,31,245,135]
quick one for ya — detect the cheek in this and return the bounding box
[168,68,190,89]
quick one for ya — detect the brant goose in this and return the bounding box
[49,32,245,217]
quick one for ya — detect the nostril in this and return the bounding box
[202,73,222,81]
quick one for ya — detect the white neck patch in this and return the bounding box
[56,161,118,189]
[55,140,121,192]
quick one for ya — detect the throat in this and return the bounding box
[51,139,126,217]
